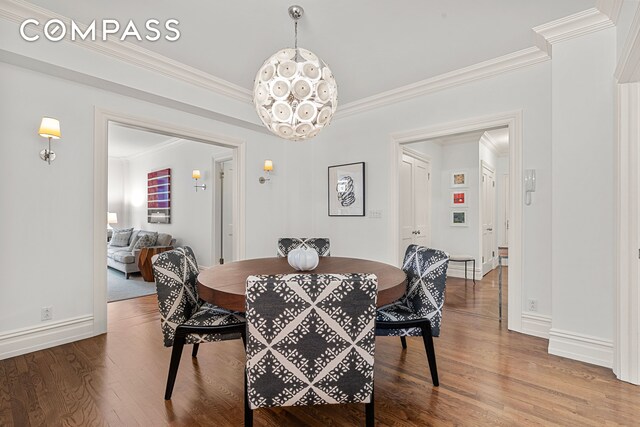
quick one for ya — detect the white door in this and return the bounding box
[214,159,235,264]
[413,158,430,247]
[399,152,431,262]
[502,174,509,246]
[481,163,496,275]
[221,160,234,263]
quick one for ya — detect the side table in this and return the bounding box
[138,246,173,282]
[449,255,476,285]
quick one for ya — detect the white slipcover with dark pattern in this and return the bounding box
[245,273,377,414]
[376,245,449,337]
[376,245,449,387]
[152,246,245,346]
[277,238,331,257]
[152,246,246,400]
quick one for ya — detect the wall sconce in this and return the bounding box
[38,117,61,164]
[192,170,207,192]
[259,160,273,184]
[107,212,118,230]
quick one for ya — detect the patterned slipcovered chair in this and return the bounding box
[376,244,449,386]
[244,273,377,427]
[277,238,331,257]
[152,246,246,400]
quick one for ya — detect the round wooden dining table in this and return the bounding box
[197,256,407,312]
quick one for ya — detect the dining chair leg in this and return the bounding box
[165,335,186,400]
[244,371,253,427]
[400,336,407,349]
[365,388,375,427]
[420,323,439,387]
[192,343,200,358]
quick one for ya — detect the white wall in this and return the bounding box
[439,140,481,264]
[117,140,232,267]
[107,157,127,227]
[617,0,640,61]
[550,28,617,365]
[0,60,287,348]
[409,134,508,279]
[289,62,552,318]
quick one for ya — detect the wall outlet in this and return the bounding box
[41,306,53,321]
[527,299,538,312]
[368,209,382,218]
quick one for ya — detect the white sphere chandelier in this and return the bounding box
[253,5,337,141]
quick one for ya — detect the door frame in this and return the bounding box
[93,108,246,335]
[614,1,640,384]
[400,148,433,254]
[389,110,523,332]
[479,160,497,275]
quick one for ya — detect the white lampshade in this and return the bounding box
[107,212,118,224]
[192,170,201,179]
[38,117,61,139]
[253,48,337,141]
[263,159,273,172]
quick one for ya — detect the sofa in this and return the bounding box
[107,229,175,279]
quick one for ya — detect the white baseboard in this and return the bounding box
[447,263,481,281]
[521,312,552,339]
[548,328,613,368]
[0,315,95,360]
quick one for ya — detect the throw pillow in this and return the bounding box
[126,234,141,252]
[134,233,156,250]
[137,231,158,246]
[110,229,132,247]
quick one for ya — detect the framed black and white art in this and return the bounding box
[328,162,365,216]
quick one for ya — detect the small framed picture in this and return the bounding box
[451,210,468,226]
[451,171,468,188]
[451,191,467,207]
[328,162,365,216]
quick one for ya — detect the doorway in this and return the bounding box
[389,111,523,331]
[481,161,496,275]
[93,108,246,334]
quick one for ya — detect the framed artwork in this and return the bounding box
[451,210,468,226]
[328,162,365,216]
[451,190,467,207]
[451,170,468,188]
[148,168,171,223]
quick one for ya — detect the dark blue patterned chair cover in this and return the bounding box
[152,246,245,399]
[277,238,331,257]
[375,245,449,387]
[244,273,376,425]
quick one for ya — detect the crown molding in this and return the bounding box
[596,0,624,24]
[337,47,549,119]
[532,8,615,55]
[480,132,509,157]
[615,2,640,82]
[1,0,617,120]
[0,0,252,103]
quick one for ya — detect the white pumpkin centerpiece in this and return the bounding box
[287,247,319,271]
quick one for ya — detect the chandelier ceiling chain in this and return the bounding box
[252,5,338,141]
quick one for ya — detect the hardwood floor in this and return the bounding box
[1,268,638,426]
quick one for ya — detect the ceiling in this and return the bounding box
[108,123,175,158]
[484,128,510,154]
[108,123,234,159]
[28,0,594,104]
